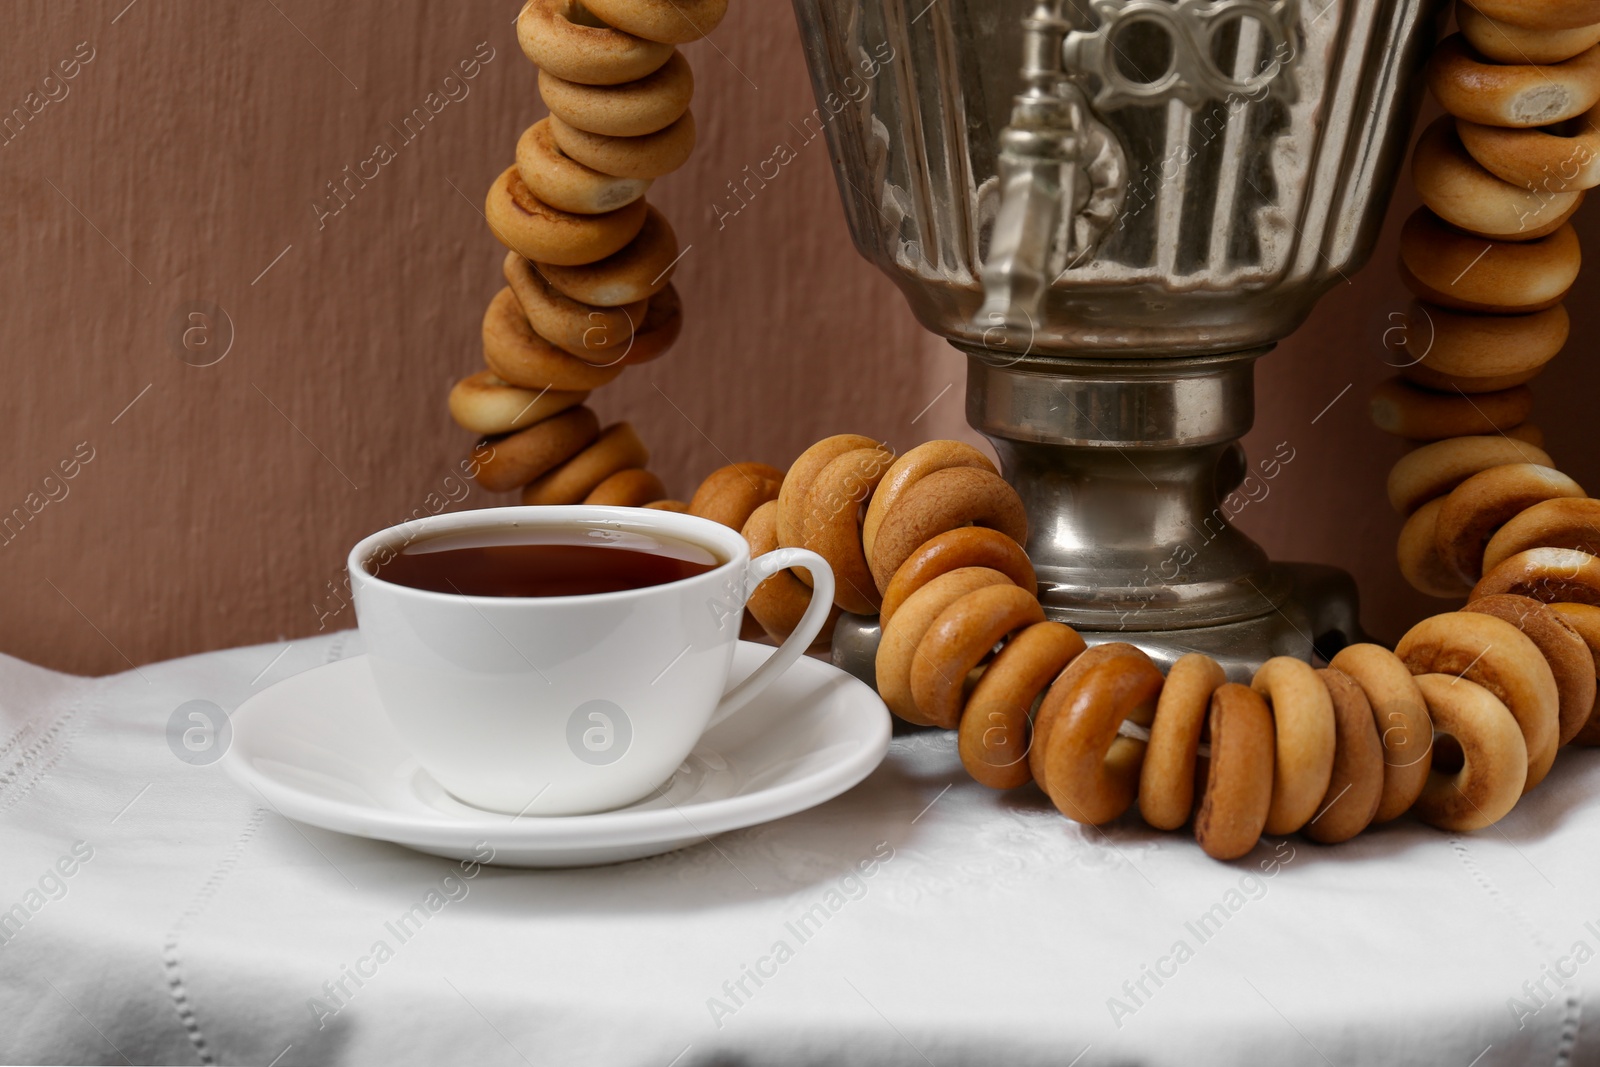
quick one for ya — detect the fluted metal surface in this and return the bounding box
[790,0,1436,357]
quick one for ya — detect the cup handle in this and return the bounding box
[707,547,835,729]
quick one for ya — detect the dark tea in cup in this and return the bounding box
[367,525,721,598]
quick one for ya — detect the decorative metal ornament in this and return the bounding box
[1063,0,1301,110]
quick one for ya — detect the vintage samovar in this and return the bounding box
[791,0,1438,679]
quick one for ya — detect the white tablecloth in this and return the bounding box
[1,631,1597,1066]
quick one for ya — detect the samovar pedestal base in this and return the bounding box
[826,349,1369,693]
[828,560,1365,691]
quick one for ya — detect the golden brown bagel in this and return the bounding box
[868,467,1029,592]
[539,50,693,138]
[1410,673,1528,831]
[1251,657,1337,835]
[469,405,599,493]
[1369,377,1534,440]
[582,0,728,44]
[481,287,626,391]
[880,527,1037,625]
[515,119,651,216]
[1387,435,1554,515]
[1397,209,1579,312]
[1473,547,1600,605]
[876,567,1015,726]
[1193,683,1276,861]
[688,462,784,531]
[1483,496,1600,573]
[1032,643,1146,792]
[740,501,839,651]
[1464,593,1597,745]
[521,422,649,505]
[911,584,1046,729]
[534,206,680,306]
[1412,117,1584,240]
[503,251,646,363]
[614,283,682,366]
[582,468,666,507]
[1428,34,1600,127]
[485,166,648,267]
[1392,301,1566,394]
[1327,643,1434,823]
[1434,463,1586,582]
[1138,653,1228,831]
[1041,651,1165,826]
[1461,0,1600,31]
[1398,498,1475,599]
[548,111,697,180]
[775,434,883,549]
[517,0,674,85]
[1396,610,1560,789]
[448,371,588,436]
[1551,602,1600,743]
[1460,3,1600,62]
[960,621,1086,789]
[1301,669,1385,845]
[800,447,896,615]
[862,440,997,559]
[1458,104,1600,194]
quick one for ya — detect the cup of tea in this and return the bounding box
[348,506,836,816]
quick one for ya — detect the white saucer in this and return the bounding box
[222,643,891,867]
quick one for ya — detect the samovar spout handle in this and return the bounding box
[976,1,1126,345]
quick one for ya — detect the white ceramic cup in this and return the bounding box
[348,506,834,816]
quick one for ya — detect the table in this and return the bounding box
[0,631,1595,1065]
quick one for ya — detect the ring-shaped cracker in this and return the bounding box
[861,441,996,560]
[1138,652,1228,831]
[1473,547,1600,606]
[1434,463,1585,582]
[1552,602,1600,744]
[880,527,1037,625]
[481,288,626,391]
[1483,497,1600,574]
[800,448,896,615]
[1030,643,1147,793]
[448,371,588,436]
[910,584,1046,730]
[1326,643,1434,823]
[1300,669,1385,844]
[740,501,839,651]
[1193,683,1277,861]
[1041,652,1165,826]
[875,567,1015,726]
[1396,610,1561,790]
[469,405,599,493]
[1464,593,1597,745]
[520,422,648,505]
[958,621,1086,789]
[1411,673,1529,831]
[1250,656,1337,836]
[688,462,784,531]
[868,467,1029,593]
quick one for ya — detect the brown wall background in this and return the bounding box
[3,2,1596,675]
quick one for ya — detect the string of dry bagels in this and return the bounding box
[448,0,729,506]
[1377,0,1600,624]
[669,435,1600,860]
[1349,1,1600,841]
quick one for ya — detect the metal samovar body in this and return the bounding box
[792,0,1437,679]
